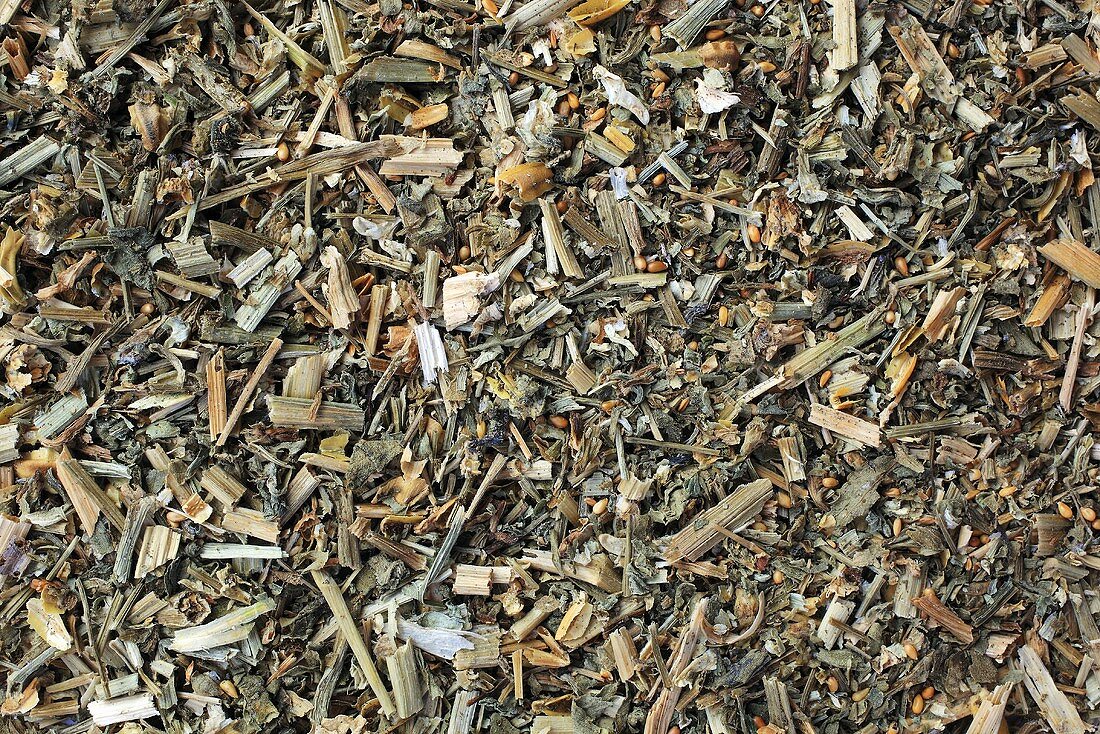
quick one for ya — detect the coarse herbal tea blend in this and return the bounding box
[0,0,1098,733]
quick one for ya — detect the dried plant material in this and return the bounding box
[912,589,974,644]
[964,683,1014,734]
[505,0,583,33]
[169,598,275,653]
[809,404,881,448]
[0,227,26,312]
[382,447,430,505]
[1019,645,1087,734]
[646,598,708,734]
[394,40,462,69]
[226,248,273,288]
[831,0,859,71]
[0,136,59,188]
[385,641,424,719]
[133,525,180,578]
[199,466,249,507]
[608,628,638,680]
[311,570,396,717]
[415,322,449,385]
[497,162,553,202]
[205,350,226,440]
[26,597,72,651]
[1,0,1098,732]
[1039,240,1100,290]
[664,0,729,47]
[55,451,125,534]
[405,104,449,131]
[443,270,499,329]
[561,27,596,57]
[320,246,359,330]
[663,479,773,562]
[88,694,159,726]
[567,0,630,26]
[267,397,365,431]
[818,596,854,649]
[695,69,741,114]
[1024,273,1072,327]
[377,136,462,177]
[220,508,279,543]
[594,66,649,124]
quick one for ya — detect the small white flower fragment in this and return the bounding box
[695,69,740,114]
[609,167,630,199]
[1070,130,1091,167]
[603,319,638,357]
[415,322,450,385]
[594,65,650,124]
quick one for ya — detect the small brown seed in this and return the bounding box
[276,141,290,162]
[826,676,839,693]
[894,256,910,276]
[705,28,727,40]
[592,498,609,515]
[921,686,935,700]
[650,25,662,43]
[772,570,785,584]
[556,200,569,214]
[947,42,961,58]
[646,260,668,273]
[633,255,649,271]
[750,4,765,15]
[819,370,833,388]
[747,224,762,243]
[651,81,667,98]
[758,61,777,73]
[893,517,903,536]
[477,420,488,438]
[601,399,619,412]
[851,688,869,703]
[567,92,580,110]
[718,305,730,327]
[822,476,839,489]
[911,695,925,715]
[1082,507,1097,522]
[458,245,471,260]
[589,107,607,122]
[1058,501,1074,520]
[550,415,569,429]
[885,310,897,324]
[140,302,157,315]
[652,172,667,187]
[903,642,919,660]
[508,71,520,85]
[716,251,729,268]
[777,492,792,509]
[220,680,239,698]
[652,68,670,83]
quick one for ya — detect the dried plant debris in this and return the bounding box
[4,0,1100,733]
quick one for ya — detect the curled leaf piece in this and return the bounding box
[567,0,630,26]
